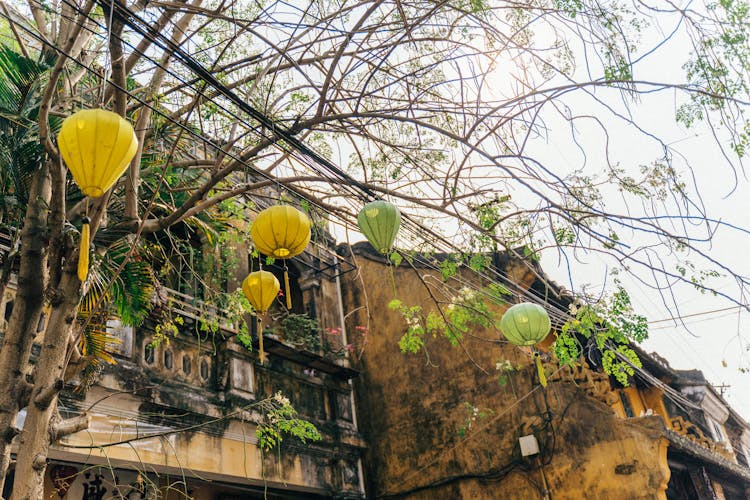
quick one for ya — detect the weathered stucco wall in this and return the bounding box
[339,245,670,499]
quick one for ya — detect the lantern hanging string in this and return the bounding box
[384,163,397,298]
[101,0,115,106]
[387,253,397,298]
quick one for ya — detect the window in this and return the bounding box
[707,416,728,443]
[713,421,724,441]
[620,391,635,418]
[182,355,192,375]
[36,313,46,333]
[4,300,13,322]
[144,344,155,365]
[164,349,174,370]
[200,358,209,381]
[737,445,749,467]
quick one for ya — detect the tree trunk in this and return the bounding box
[0,166,51,493]
[10,267,80,499]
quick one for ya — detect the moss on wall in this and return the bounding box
[340,246,670,499]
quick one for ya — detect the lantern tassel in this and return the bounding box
[283,265,292,310]
[534,351,547,388]
[78,217,90,282]
[388,263,397,298]
[258,317,266,364]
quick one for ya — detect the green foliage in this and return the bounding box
[553,226,576,245]
[440,257,458,280]
[604,58,632,82]
[256,392,321,452]
[273,312,322,351]
[93,240,157,327]
[389,299,426,353]
[456,0,489,14]
[495,359,517,386]
[153,315,184,347]
[389,284,509,354]
[555,0,584,17]
[468,253,490,272]
[0,45,48,219]
[555,285,648,385]
[77,239,156,373]
[678,0,750,156]
[675,261,722,294]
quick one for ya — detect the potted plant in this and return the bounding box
[273,313,322,352]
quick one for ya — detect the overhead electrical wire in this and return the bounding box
[648,304,747,325]
[16,0,723,353]
[6,0,746,476]
[13,1,717,349]
[22,0,578,324]
[109,0,750,469]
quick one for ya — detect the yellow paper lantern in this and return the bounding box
[57,109,138,282]
[242,270,281,364]
[250,205,311,259]
[58,109,138,198]
[250,206,311,309]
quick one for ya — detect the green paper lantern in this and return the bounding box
[500,302,551,346]
[357,200,401,254]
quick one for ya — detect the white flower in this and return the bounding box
[273,392,290,407]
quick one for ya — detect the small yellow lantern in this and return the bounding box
[250,205,311,309]
[57,109,138,282]
[242,270,281,364]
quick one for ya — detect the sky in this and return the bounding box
[320,2,750,420]
[520,9,750,419]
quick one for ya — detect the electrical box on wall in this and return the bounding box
[519,434,540,457]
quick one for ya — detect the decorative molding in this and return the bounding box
[545,359,620,406]
[669,416,734,460]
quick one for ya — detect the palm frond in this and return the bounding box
[75,239,156,372]
[94,238,156,326]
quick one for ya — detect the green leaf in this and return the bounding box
[390,251,403,267]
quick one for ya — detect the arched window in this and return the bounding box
[164,349,174,370]
[200,358,209,381]
[144,344,155,365]
[36,313,46,332]
[182,355,192,375]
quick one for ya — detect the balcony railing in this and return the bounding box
[162,286,238,333]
